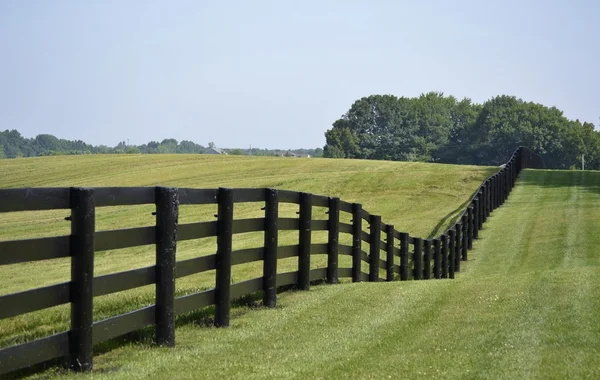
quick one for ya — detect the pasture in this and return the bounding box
[0,154,496,378]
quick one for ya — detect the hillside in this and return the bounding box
[18,168,599,379]
[0,155,496,361]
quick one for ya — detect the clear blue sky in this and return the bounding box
[1,1,598,149]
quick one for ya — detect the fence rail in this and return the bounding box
[0,146,544,375]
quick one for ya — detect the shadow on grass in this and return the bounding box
[517,169,600,194]
[5,279,330,379]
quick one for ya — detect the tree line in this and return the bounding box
[0,131,323,158]
[324,93,598,169]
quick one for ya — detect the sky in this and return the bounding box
[0,1,598,149]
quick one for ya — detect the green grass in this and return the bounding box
[19,168,598,380]
[0,154,495,361]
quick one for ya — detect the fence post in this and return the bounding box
[497,174,501,207]
[485,181,491,219]
[298,193,312,290]
[399,232,410,281]
[327,197,340,284]
[441,234,448,279]
[215,187,233,327]
[473,198,480,238]
[351,203,362,283]
[423,239,431,280]
[263,188,278,307]
[454,223,461,272]
[433,238,441,279]
[413,238,422,280]
[386,225,395,282]
[448,229,455,279]
[481,185,487,224]
[502,170,507,203]
[70,187,95,371]
[467,207,474,249]
[461,214,468,261]
[369,215,381,282]
[492,176,498,210]
[155,187,178,346]
[494,175,499,209]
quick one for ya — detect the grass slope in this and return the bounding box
[20,168,600,379]
[0,155,495,359]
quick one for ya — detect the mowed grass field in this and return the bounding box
[0,154,496,376]
[16,166,597,380]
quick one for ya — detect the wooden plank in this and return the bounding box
[279,218,299,231]
[232,218,264,234]
[360,209,370,221]
[278,245,299,259]
[92,306,155,345]
[232,188,266,203]
[360,272,370,282]
[95,226,155,251]
[378,258,387,270]
[312,195,329,207]
[175,254,216,278]
[393,264,401,274]
[311,220,328,231]
[361,250,369,263]
[178,188,218,205]
[174,289,215,316]
[0,235,70,265]
[94,187,154,207]
[278,190,300,204]
[338,200,353,213]
[229,277,263,300]
[178,221,218,241]
[338,244,352,255]
[338,267,353,278]
[0,282,70,320]
[277,271,298,287]
[310,243,328,254]
[94,266,155,297]
[310,268,327,281]
[338,222,353,234]
[231,247,263,266]
[360,231,370,242]
[0,331,70,376]
[0,188,70,212]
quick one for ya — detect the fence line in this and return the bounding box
[0,146,544,375]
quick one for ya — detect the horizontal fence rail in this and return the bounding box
[0,147,544,376]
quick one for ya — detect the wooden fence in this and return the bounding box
[0,146,544,375]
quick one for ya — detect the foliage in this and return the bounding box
[0,131,323,159]
[325,93,599,169]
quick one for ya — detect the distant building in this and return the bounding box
[205,147,226,155]
[273,150,310,158]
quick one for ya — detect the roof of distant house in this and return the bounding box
[206,147,224,154]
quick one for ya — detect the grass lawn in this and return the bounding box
[16,168,600,379]
[0,154,496,373]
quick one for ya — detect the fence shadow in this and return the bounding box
[516,170,600,195]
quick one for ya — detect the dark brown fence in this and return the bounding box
[0,146,544,375]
